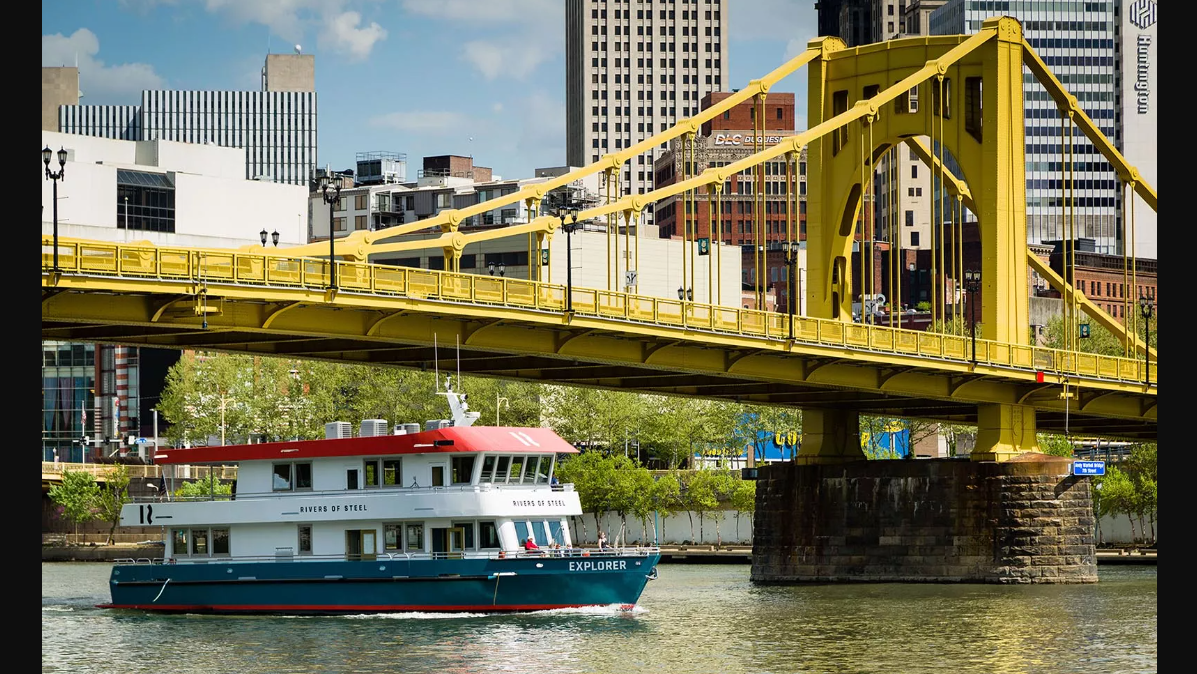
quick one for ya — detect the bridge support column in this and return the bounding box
[972,402,1040,462]
[796,408,865,464]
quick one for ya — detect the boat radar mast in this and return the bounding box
[439,375,481,427]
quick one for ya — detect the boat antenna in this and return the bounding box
[434,333,439,391]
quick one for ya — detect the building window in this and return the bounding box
[906,210,915,227]
[116,172,176,233]
[355,215,367,230]
[910,231,920,247]
[333,217,346,232]
[355,194,367,209]
[911,165,918,179]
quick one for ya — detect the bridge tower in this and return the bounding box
[801,17,1035,463]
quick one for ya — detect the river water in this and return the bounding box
[42,561,1155,674]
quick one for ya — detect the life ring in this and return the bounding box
[581,550,590,557]
[498,550,506,559]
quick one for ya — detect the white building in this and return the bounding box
[56,53,318,187]
[930,1,1122,254]
[42,131,308,249]
[565,0,729,227]
[1118,0,1156,260]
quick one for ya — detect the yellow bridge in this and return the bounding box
[41,18,1156,461]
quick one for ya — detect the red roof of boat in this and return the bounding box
[152,426,578,465]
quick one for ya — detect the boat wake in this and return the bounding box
[331,605,646,620]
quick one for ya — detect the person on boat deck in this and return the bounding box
[598,532,608,550]
[524,536,541,554]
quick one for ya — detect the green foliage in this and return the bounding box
[174,474,234,500]
[48,470,100,542]
[1042,314,1155,357]
[1037,433,1075,457]
[94,464,131,545]
[915,301,931,311]
[728,404,801,464]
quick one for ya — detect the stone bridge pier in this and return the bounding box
[750,454,1097,584]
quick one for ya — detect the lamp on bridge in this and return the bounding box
[964,269,981,366]
[1138,293,1154,385]
[558,207,580,312]
[487,261,506,277]
[43,146,68,274]
[784,241,800,340]
[260,228,280,247]
[318,174,343,290]
[677,286,693,301]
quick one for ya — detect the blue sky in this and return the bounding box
[42,1,818,180]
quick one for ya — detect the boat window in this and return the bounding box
[480,456,496,482]
[548,520,564,546]
[294,462,312,490]
[384,523,402,551]
[172,528,187,557]
[406,524,424,552]
[494,456,510,483]
[534,457,551,484]
[452,521,475,549]
[382,459,401,486]
[272,463,292,490]
[191,528,209,555]
[532,521,549,546]
[451,456,475,484]
[479,521,500,549]
[513,521,529,544]
[508,456,525,484]
[364,459,381,487]
[273,462,312,491]
[298,524,312,554]
[212,528,230,555]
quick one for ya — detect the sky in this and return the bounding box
[42,0,818,181]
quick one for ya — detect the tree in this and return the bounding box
[860,416,905,459]
[94,464,131,545]
[684,470,720,544]
[1037,433,1075,457]
[174,474,234,500]
[1098,466,1137,544]
[1123,443,1157,544]
[48,470,100,544]
[728,404,802,465]
[729,478,757,543]
[1042,313,1155,358]
[650,472,684,544]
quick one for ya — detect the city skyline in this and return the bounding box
[42,0,816,183]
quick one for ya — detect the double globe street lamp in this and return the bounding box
[260,228,280,247]
[964,269,982,365]
[319,174,343,290]
[43,146,68,273]
[1138,293,1154,385]
[558,206,580,312]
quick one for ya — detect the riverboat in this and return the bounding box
[98,378,660,614]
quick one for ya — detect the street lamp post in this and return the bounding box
[1139,294,1154,385]
[496,395,509,425]
[319,174,342,290]
[784,242,800,340]
[964,269,981,365]
[43,146,68,273]
[558,207,580,312]
[259,228,280,247]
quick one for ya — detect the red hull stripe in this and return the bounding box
[154,426,578,464]
[96,603,630,612]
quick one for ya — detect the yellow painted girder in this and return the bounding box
[1022,41,1157,211]
[41,284,1155,430]
[1026,253,1155,359]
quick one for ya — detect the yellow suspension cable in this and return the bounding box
[1122,181,1131,356]
[956,194,964,332]
[859,116,866,323]
[896,143,902,328]
[786,150,794,321]
[690,132,697,301]
[1130,177,1138,350]
[707,184,713,304]
[1069,113,1077,352]
[756,94,766,309]
[867,116,875,328]
[1060,114,1069,351]
[715,183,722,306]
[605,168,613,292]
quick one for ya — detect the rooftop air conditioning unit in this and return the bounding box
[324,421,352,439]
[360,419,388,437]
[402,423,421,435]
[425,419,451,431]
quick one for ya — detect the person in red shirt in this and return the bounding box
[523,536,541,554]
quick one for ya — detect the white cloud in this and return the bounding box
[516,90,565,159]
[463,38,556,81]
[319,10,387,61]
[492,102,504,113]
[42,28,165,104]
[369,111,473,135]
[117,0,389,60]
[401,0,561,81]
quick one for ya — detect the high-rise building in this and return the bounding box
[566,0,729,227]
[56,53,318,187]
[1117,0,1156,260]
[930,1,1121,254]
[815,0,873,46]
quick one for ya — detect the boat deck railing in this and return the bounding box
[129,482,575,504]
[117,547,660,566]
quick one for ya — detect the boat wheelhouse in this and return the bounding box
[101,380,660,614]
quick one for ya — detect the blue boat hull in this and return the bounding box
[101,554,660,614]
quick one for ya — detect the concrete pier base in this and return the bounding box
[751,454,1097,584]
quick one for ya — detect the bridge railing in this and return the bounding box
[44,240,1155,386]
[42,461,239,481]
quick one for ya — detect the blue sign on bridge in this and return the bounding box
[1072,460,1106,476]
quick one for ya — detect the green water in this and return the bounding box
[42,561,1156,673]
